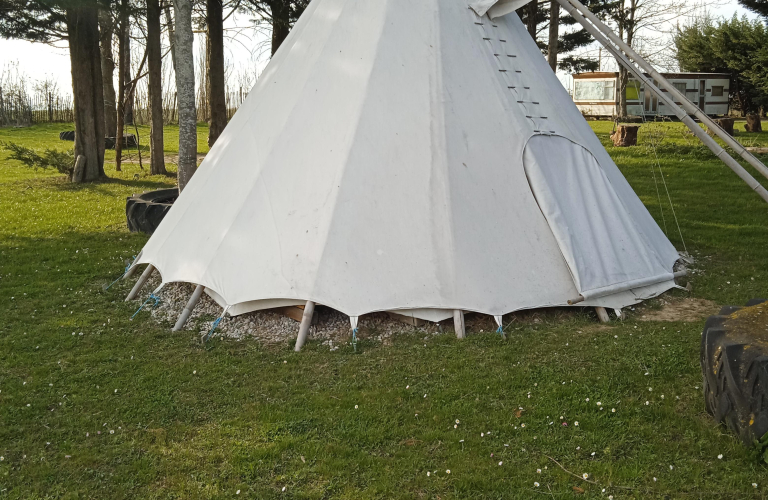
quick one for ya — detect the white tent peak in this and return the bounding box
[134,0,680,323]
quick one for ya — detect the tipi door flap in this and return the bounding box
[522,135,669,295]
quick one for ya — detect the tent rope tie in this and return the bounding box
[203,306,231,343]
[352,328,358,352]
[130,293,161,320]
[104,255,137,291]
[496,325,503,335]
[203,316,224,343]
[638,101,688,254]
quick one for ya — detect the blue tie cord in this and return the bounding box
[130,293,161,320]
[203,316,225,343]
[352,327,359,352]
[104,256,137,290]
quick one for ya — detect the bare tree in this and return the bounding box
[206,0,227,147]
[174,0,197,191]
[605,0,697,118]
[147,0,168,174]
[115,0,129,172]
[99,8,117,136]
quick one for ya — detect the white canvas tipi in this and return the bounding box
[130,0,681,327]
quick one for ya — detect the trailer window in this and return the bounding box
[625,81,640,100]
[711,86,724,97]
[574,80,615,101]
[673,82,687,93]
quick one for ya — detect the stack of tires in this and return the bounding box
[702,299,768,447]
[125,188,179,235]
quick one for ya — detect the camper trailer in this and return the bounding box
[572,72,731,118]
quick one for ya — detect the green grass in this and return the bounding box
[1,120,767,499]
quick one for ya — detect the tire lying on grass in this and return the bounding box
[59,131,138,149]
[702,299,768,448]
[126,188,179,235]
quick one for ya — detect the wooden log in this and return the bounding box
[454,310,466,339]
[595,306,611,323]
[745,114,763,133]
[125,264,154,301]
[707,117,734,137]
[173,284,204,331]
[746,147,768,154]
[294,300,315,352]
[610,125,640,147]
[276,305,317,324]
[386,312,427,327]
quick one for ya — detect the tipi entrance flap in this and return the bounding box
[523,135,672,295]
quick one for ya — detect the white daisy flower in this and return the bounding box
[355,405,358,409]
[537,469,541,474]
[582,473,589,480]
[498,461,503,466]
[534,482,540,487]
[718,454,723,459]
[427,471,430,476]
[446,469,450,474]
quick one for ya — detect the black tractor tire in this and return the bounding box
[105,135,138,150]
[59,131,75,141]
[125,188,178,235]
[701,299,768,446]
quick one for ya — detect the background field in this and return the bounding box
[1,120,767,499]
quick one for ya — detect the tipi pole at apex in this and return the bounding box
[554,0,768,205]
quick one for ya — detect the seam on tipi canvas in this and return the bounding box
[188,0,356,306]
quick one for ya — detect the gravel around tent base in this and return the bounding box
[144,276,447,348]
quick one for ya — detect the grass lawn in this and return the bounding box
[1,120,768,499]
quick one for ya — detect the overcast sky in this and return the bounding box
[0,0,757,95]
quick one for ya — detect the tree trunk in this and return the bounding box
[98,8,117,137]
[207,0,227,147]
[527,1,538,39]
[66,6,106,182]
[174,0,197,192]
[147,0,167,175]
[115,0,128,172]
[122,21,134,126]
[618,67,628,119]
[547,0,559,71]
[164,3,177,72]
[271,0,291,56]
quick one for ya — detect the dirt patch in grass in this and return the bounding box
[637,298,719,322]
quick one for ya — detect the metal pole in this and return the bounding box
[562,0,768,182]
[173,284,205,331]
[555,0,768,204]
[125,264,155,301]
[294,301,316,352]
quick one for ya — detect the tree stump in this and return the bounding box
[745,114,763,133]
[610,125,640,147]
[72,155,87,183]
[707,117,734,137]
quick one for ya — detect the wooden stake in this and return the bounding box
[595,307,610,323]
[173,284,204,331]
[454,310,466,339]
[124,263,140,280]
[125,264,155,301]
[294,300,315,352]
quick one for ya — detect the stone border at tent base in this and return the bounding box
[701,299,768,454]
